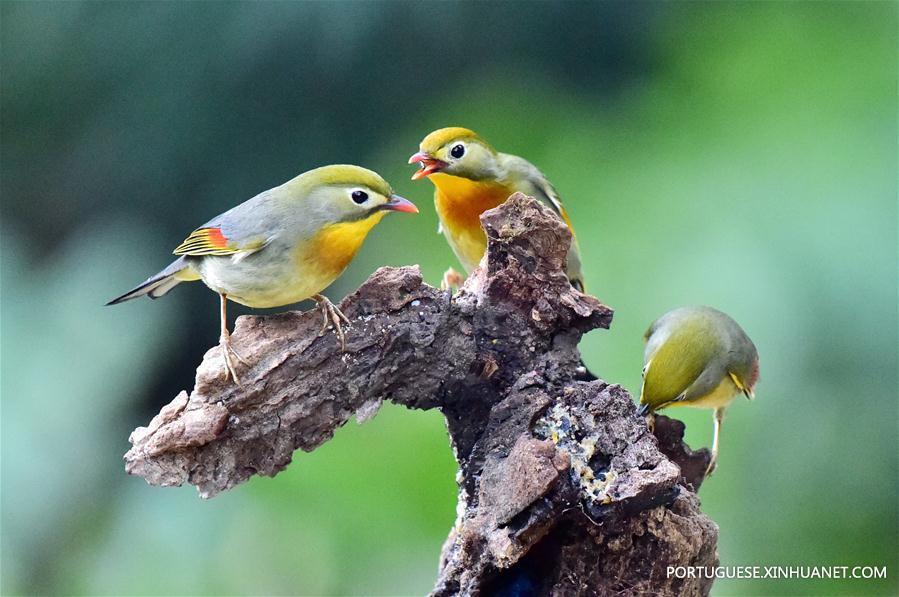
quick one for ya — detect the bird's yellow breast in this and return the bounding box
[668,375,741,410]
[207,213,387,309]
[430,173,514,271]
[303,212,387,279]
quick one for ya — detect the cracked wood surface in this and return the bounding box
[126,193,718,596]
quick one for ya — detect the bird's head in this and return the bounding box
[294,165,418,226]
[408,127,499,181]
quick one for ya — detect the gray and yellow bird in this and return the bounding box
[638,306,759,475]
[409,127,585,291]
[107,164,417,384]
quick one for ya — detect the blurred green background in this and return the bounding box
[2,2,896,595]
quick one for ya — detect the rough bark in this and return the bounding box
[125,194,719,596]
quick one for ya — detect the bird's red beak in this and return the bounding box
[383,194,419,213]
[408,151,447,180]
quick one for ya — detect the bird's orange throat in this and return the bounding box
[304,212,387,277]
[429,173,513,233]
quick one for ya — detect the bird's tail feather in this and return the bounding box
[106,257,193,305]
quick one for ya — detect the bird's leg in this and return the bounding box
[706,407,726,477]
[440,267,464,292]
[317,297,331,336]
[645,412,656,434]
[218,293,247,385]
[312,293,350,351]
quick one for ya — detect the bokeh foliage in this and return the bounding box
[2,2,896,595]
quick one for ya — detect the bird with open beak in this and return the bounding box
[409,127,585,291]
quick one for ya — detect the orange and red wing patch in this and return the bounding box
[173,227,236,256]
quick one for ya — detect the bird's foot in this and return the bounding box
[440,267,464,292]
[219,334,248,385]
[314,294,351,351]
[704,455,718,478]
[645,412,656,434]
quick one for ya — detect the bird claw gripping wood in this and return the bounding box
[219,332,248,385]
[440,267,464,292]
[313,293,351,350]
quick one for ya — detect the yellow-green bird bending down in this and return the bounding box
[107,165,418,384]
[409,127,585,291]
[638,306,759,476]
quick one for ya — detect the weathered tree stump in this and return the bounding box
[125,194,718,596]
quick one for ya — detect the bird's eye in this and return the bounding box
[351,190,369,204]
[450,144,465,159]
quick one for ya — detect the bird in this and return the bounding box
[107,164,418,384]
[408,127,585,291]
[637,306,759,476]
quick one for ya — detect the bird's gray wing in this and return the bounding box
[174,187,284,256]
[499,154,587,290]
